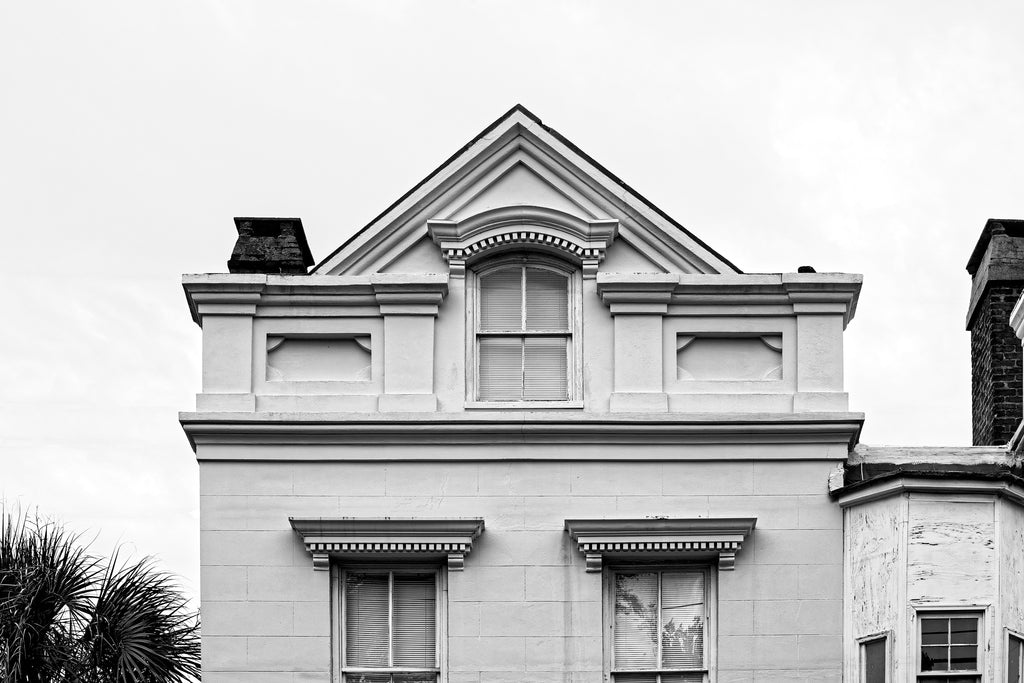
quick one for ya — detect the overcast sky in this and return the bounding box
[3,0,1024,602]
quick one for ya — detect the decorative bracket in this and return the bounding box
[289,517,485,572]
[564,517,756,572]
[427,206,618,279]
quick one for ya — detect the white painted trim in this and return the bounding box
[427,205,618,279]
[290,517,484,572]
[836,476,1024,508]
[564,518,755,572]
[181,411,863,453]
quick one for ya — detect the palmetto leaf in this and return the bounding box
[0,507,199,683]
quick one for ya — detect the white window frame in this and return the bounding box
[332,564,446,683]
[857,631,891,683]
[915,607,984,682]
[465,253,583,407]
[603,563,716,683]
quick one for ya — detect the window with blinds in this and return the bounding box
[612,568,709,683]
[343,570,438,683]
[476,261,573,401]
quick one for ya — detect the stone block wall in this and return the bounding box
[197,457,844,682]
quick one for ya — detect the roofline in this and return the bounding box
[312,104,741,274]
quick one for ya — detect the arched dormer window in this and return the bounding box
[470,255,580,404]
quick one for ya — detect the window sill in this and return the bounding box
[464,400,584,410]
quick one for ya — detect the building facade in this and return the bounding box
[182,107,1024,682]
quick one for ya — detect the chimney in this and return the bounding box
[227,217,314,274]
[966,219,1024,445]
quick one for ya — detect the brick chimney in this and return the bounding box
[227,217,314,274]
[966,219,1024,445]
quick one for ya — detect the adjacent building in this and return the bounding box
[181,106,1024,682]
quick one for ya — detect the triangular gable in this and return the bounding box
[314,105,740,276]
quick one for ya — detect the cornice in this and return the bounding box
[834,474,1024,508]
[596,273,862,325]
[564,517,756,571]
[180,411,863,453]
[182,273,449,324]
[289,517,485,571]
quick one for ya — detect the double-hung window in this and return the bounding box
[342,568,439,683]
[611,567,710,683]
[475,257,575,402]
[917,612,982,682]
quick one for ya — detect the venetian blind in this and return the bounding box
[660,572,704,669]
[524,267,568,329]
[614,572,659,668]
[345,573,389,667]
[477,263,570,401]
[392,573,436,667]
[613,571,705,679]
[479,268,522,330]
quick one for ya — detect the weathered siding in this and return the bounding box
[844,495,905,682]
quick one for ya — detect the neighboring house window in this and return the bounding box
[474,256,577,402]
[860,635,888,683]
[1009,633,1024,683]
[342,568,439,683]
[610,567,710,683]
[917,612,981,682]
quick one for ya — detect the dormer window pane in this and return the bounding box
[525,267,569,329]
[478,337,524,401]
[524,337,568,400]
[479,269,523,330]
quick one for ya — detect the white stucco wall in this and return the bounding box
[198,455,843,681]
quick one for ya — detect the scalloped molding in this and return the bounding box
[564,517,756,572]
[427,205,618,279]
[289,517,485,571]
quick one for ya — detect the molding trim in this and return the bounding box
[835,476,1024,508]
[427,206,619,279]
[182,274,449,325]
[181,412,864,453]
[564,517,756,572]
[289,517,485,571]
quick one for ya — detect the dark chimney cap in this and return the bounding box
[797,265,816,273]
[227,217,314,274]
[966,219,1024,275]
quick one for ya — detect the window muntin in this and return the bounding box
[1008,633,1023,683]
[861,635,888,683]
[475,259,574,402]
[342,569,439,683]
[611,568,709,683]
[917,612,981,682]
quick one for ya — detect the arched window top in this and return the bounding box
[428,205,618,279]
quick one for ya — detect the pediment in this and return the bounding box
[316,105,739,277]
